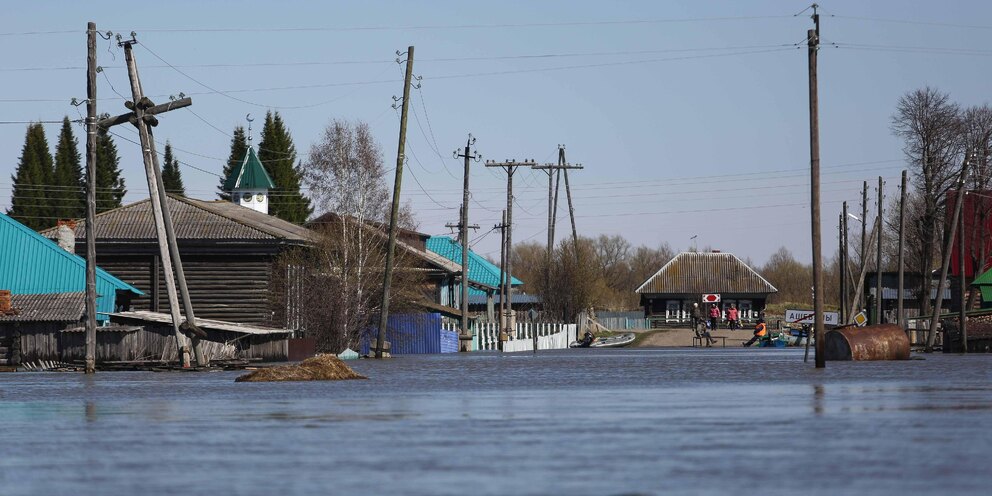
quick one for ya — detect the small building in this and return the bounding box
[636,251,777,324]
[426,236,522,318]
[1,212,142,319]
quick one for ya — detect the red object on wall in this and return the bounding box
[948,190,992,278]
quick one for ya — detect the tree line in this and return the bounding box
[7,110,312,231]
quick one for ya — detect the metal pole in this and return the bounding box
[375,46,415,359]
[897,170,907,329]
[875,176,883,324]
[84,22,98,374]
[808,23,825,368]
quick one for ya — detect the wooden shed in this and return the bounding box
[636,251,777,325]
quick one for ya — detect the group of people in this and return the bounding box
[690,302,767,347]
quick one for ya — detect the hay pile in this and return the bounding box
[235,354,367,382]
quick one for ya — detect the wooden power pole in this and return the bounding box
[533,145,583,293]
[451,134,480,352]
[875,176,883,324]
[897,170,907,328]
[376,46,415,358]
[926,156,971,352]
[101,34,205,367]
[860,180,868,313]
[486,159,536,349]
[496,211,508,351]
[838,212,845,324]
[959,182,968,353]
[84,22,99,374]
[807,6,825,368]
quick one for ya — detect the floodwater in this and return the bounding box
[1,349,991,496]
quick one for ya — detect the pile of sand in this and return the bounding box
[235,354,367,382]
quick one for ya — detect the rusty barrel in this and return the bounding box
[824,324,910,361]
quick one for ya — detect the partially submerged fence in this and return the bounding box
[447,322,577,352]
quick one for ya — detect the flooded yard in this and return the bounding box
[1,348,990,495]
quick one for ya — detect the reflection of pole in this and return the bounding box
[376,45,415,359]
[84,22,98,374]
[926,157,970,352]
[897,170,907,328]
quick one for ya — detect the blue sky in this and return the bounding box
[3,0,991,265]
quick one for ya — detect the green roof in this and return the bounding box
[426,236,523,295]
[0,212,143,320]
[223,147,275,191]
[973,267,992,286]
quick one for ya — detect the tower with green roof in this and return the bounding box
[223,123,275,215]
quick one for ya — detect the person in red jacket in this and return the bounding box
[708,304,721,331]
[726,304,739,331]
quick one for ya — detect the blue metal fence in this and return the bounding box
[361,313,458,355]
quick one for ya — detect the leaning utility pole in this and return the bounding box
[926,155,971,352]
[487,159,536,346]
[533,145,583,291]
[875,176,883,324]
[84,22,99,374]
[104,34,205,367]
[807,6,825,368]
[897,170,907,328]
[452,134,481,352]
[375,46,415,359]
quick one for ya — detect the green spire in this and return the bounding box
[224,146,275,191]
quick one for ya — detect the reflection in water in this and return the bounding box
[0,349,990,495]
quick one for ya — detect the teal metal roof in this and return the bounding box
[426,236,522,295]
[0,213,142,320]
[223,147,275,191]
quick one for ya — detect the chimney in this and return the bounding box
[0,290,11,313]
[56,220,77,253]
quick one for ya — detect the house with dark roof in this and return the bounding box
[635,251,777,324]
[41,194,311,326]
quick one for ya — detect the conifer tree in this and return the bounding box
[218,126,247,201]
[7,122,55,230]
[257,111,311,223]
[95,129,126,213]
[52,117,84,219]
[161,142,185,196]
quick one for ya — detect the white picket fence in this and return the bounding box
[442,322,577,352]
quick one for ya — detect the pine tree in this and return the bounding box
[161,142,185,196]
[7,123,55,230]
[51,117,84,219]
[218,126,248,201]
[257,111,311,223]
[95,129,126,213]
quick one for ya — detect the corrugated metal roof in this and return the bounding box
[223,147,276,191]
[39,195,312,242]
[0,213,142,319]
[108,311,292,335]
[635,252,777,295]
[0,292,85,322]
[427,236,522,294]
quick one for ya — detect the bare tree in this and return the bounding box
[891,87,963,314]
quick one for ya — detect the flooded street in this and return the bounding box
[1,349,991,495]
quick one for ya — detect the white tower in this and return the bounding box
[223,116,275,214]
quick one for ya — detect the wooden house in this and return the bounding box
[636,251,777,324]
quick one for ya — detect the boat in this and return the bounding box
[570,332,636,348]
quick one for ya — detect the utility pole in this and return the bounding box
[376,45,415,359]
[496,211,508,351]
[860,180,868,313]
[807,5,825,368]
[84,22,99,374]
[533,145,583,292]
[897,170,907,328]
[486,159,536,347]
[104,34,205,367]
[841,201,849,323]
[875,176,884,324]
[959,184,967,353]
[452,134,481,352]
[838,212,845,324]
[926,155,971,352]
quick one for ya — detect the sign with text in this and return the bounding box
[785,309,839,326]
[702,293,721,303]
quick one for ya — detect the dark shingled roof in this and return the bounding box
[40,195,312,242]
[0,292,85,322]
[635,252,777,295]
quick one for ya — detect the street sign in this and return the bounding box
[785,309,839,326]
[702,293,721,303]
[853,311,868,327]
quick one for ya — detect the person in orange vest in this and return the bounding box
[743,319,767,347]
